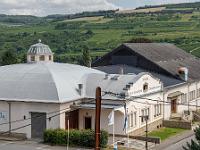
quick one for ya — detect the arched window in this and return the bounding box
[143,83,148,92]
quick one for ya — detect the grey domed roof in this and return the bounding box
[0,62,104,103]
[27,40,53,55]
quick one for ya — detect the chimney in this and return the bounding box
[119,66,124,75]
[178,67,189,81]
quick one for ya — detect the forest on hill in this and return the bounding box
[0,1,200,64]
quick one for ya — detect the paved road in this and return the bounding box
[163,135,195,150]
[0,140,90,150]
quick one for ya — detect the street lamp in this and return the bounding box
[139,115,149,150]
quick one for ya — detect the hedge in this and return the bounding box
[43,129,108,148]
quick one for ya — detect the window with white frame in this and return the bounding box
[181,93,187,104]
[134,112,137,126]
[141,108,150,123]
[154,104,161,117]
[128,112,137,128]
[189,90,196,101]
[197,89,200,98]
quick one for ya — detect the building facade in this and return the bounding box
[93,43,200,124]
[0,42,199,139]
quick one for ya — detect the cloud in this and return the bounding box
[0,0,119,16]
[0,0,199,16]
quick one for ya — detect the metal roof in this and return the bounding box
[0,62,103,103]
[27,40,53,55]
[84,72,161,100]
[94,65,185,88]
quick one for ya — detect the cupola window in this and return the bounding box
[39,55,45,61]
[49,55,52,61]
[31,56,35,61]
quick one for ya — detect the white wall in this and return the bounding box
[79,108,125,135]
[164,81,200,120]
[79,91,163,135]
[0,101,61,138]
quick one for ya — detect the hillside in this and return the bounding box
[0,2,200,64]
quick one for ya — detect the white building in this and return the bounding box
[1,42,199,139]
[0,41,167,138]
[93,43,200,127]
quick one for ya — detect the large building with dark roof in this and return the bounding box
[93,43,200,121]
[93,43,200,81]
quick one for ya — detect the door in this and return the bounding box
[65,110,79,129]
[84,117,92,129]
[31,112,46,139]
[171,99,177,113]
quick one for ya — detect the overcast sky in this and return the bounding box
[0,0,199,16]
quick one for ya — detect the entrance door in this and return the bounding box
[171,99,177,113]
[31,112,46,139]
[65,110,79,129]
[84,117,92,129]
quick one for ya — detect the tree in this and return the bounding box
[126,38,153,43]
[183,127,200,150]
[82,47,91,67]
[1,50,18,65]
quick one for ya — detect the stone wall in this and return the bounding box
[163,120,192,129]
[129,119,163,136]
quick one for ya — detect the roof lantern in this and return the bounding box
[27,39,54,63]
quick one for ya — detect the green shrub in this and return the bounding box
[43,129,108,148]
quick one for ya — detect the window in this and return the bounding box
[141,108,150,123]
[181,94,187,104]
[154,104,161,117]
[39,55,45,61]
[134,112,137,126]
[128,112,137,128]
[189,90,196,101]
[197,89,200,98]
[49,55,52,61]
[31,56,35,61]
[143,83,148,92]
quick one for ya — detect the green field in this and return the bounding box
[0,2,200,64]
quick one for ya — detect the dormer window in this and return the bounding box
[143,83,148,92]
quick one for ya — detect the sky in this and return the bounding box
[0,0,199,16]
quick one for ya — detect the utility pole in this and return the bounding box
[8,102,11,135]
[140,115,148,150]
[95,87,101,150]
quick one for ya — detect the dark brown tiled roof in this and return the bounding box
[93,43,200,82]
[124,43,200,81]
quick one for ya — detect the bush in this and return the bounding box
[44,129,108,148]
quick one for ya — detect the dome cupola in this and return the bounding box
[27,39,54,63]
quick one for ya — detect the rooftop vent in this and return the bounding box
[111,75,120,80]
[119,67,124,75]
[104,74,109,80]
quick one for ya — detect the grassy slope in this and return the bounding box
[0,8,200,60]
[148,127,186,141]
